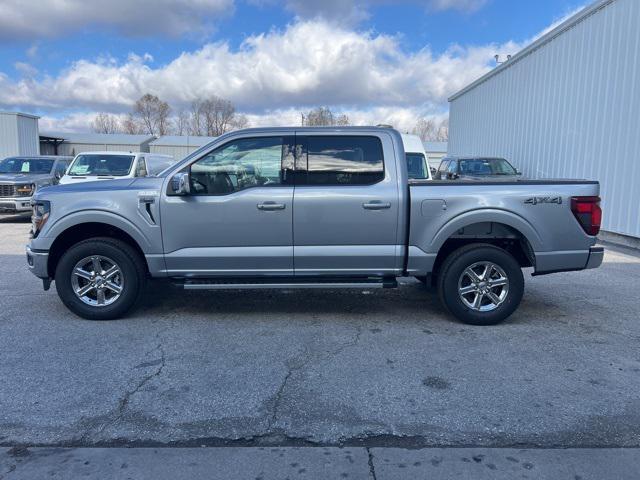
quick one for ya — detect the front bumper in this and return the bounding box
[26,245,49,279]
[585,246,604,270]
[0,197,32,214]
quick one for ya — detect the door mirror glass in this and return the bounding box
[171,172,191,195]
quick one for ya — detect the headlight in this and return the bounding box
[16,184,35,196]
[31,200,50,239]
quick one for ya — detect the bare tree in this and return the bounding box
[91,113,121,134]
[435,118,449,142]
[412,118,437,141]
[133,93,171,136]
[174,109,190,136]
[187,96,247,136]
[302,107,350,126]
[202,96,235,136]
[230,113,249,131]
[412,117,449,142]
[189,100,204,136]
[121,114,143,135]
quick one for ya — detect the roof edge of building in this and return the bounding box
[0,111,40,120]
[448,0,615,102]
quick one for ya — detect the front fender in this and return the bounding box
[37,209,156,253]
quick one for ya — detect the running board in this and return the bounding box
[180,277,397,290]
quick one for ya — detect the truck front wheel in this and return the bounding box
[54,237,146,320]
[437,244,524,326]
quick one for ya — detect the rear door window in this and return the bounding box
[299,136,384,186]
[406,153,428,179]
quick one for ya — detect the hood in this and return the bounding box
[0,173,53,184]
[33,177,164,201]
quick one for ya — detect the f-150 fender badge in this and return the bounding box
[524,196,563,205]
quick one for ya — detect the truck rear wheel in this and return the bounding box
[54,237,146,320]
[437,244,524,325]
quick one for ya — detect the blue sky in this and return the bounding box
[0,0,586,132]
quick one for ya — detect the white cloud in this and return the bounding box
[428,0,488,13]
[0,20,519,114]
[253,0,487,25]
[0,0,233,40]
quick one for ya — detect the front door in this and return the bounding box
[293,133,401,276]
[161,135,294,277]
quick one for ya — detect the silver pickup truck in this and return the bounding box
[26,127,603,325]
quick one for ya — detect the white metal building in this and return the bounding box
[448,0,640,241]
[0,112,40,158]
[423,142,448,169]
[149,135,217,160]
[40,133,155,157]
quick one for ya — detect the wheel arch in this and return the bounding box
[47,218,150,278]
[428,211,540,282]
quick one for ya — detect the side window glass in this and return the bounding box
[447,161,458,174]
[190,137,284,195]
[305,136,384,186]
[438,161,449,174]
[136,157,148,177]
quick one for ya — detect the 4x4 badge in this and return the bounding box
[525,196,562,205]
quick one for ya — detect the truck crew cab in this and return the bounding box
[26,127,603,325]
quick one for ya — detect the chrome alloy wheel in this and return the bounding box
[71,255,124,307]
[457,261,509,312]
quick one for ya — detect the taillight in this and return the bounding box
[571,196,602,236]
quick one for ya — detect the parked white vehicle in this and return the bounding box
[59,152,175,184]
[401,134,432,180]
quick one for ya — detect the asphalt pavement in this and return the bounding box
[1,216,639,478]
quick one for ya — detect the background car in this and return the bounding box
[401,134,432,180]
[435,156,522,180]
[60,152,175,184]
[0,155,73,215]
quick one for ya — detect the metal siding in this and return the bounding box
[58,143,142,156]
[0,113,39,158]
[449,0,640,238]
[149,145,193,160]
[0,115,19,159]
[17,115,40,155]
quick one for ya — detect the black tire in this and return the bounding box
[437,243,524,326]
[54,237,146,320]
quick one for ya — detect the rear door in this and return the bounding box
[293,132,401,276]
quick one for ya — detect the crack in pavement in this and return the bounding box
[268,324,364,431]
[78,328,169,443]
[366,447,377,480]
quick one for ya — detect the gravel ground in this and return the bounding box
[1,217,639,450]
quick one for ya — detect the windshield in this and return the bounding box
[68,154,135,177]
[459,158,517,176]
[406,153,429,179]
[0,157,54,174]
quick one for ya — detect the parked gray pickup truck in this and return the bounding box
[26,127,604,325]
[0,156,72,215]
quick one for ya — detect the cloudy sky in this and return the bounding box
[0,0,585,133]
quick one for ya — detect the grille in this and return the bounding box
[0,184,16,197]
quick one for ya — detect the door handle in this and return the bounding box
[257,202,286,211]
[362,201,391,210]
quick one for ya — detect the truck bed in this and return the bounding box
[406,179,601,276]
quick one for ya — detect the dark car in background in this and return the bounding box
[0,156,73,215]
[434,156,522,181]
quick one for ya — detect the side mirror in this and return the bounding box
[171,172,191,195]
[516,170,522,176]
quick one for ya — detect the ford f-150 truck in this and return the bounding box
[26,127,604,325]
